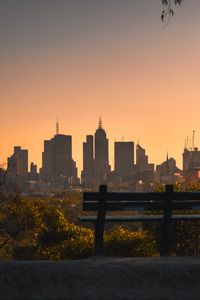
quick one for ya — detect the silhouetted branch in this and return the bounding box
[161,0,183,23]
[0,168,20,209]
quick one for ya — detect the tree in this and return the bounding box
[161,0,183,22]
[0,170,22,250]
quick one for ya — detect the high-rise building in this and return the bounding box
[83,135,93,172]
[93,118,110,182]
[183,147,200,171]
[40,122,78,184]
[81,135,94,186]
[114,141,134,175]
[136,144,148,172]
[7,146,28,178]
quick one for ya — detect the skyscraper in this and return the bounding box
[7,146,28,178]
[93,118,110,182]
[183,147,200,171]
[41,121,78,185]
[114,141,134,175]
[81,135,94,186]
[136,144,148,172]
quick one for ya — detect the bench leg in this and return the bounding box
[94,220,105,255]
[94,185,107,255]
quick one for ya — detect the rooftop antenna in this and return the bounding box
[189,137,192,150]
[56,117,59,135]
[99,116,102,128]
[192,130,195,150]
[166,151,170,165]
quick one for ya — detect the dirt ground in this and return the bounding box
[0,256,200,300]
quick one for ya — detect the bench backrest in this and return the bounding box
[83,185,200,212]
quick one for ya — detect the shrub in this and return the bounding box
[104,226,158,257]
[13,224,94,260]
[143,183,200,256]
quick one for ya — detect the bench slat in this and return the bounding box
[83,201,200,211]
[80,214,200,222]
[83,192,200,202]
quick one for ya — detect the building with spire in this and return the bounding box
[93,117,110,183]
[40,120,78,187]
[81,118,110,187]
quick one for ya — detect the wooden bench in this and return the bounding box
[81,185,200,256]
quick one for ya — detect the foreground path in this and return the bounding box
[0,257,200,300]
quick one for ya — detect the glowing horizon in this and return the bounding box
[1,0,200,175]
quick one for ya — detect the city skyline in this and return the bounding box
[3,118,200,175]
[1,1,200,175]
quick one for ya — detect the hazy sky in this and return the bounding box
[1,0,200,174]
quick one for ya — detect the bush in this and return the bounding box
[13,224,94,260]
[104,226,158,257]
[143,183,200,256]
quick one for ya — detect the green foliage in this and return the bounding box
[3,183,200,260]
[13,225,94,260]
[2,185,159,259]
[9,198,94,260]
[47,190,82,224]
[104,226,158,257]
[144,183,200,256]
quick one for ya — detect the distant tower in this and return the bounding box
[95,117,108,161]
[136,143,148,172]
[81,135,94,186]
[93,118,110,182]
[40,123,78,184]
[114,141,134,175]
[7,146,28,178]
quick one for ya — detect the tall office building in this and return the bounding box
[7,146,28,178]
[114,142,134,175]
[41,122,78,184]
[183,147,200,171]
[93,118,110,182]
[136,144,148,172]
[81,135,94,186]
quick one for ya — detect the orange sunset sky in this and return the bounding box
[1,0,200,175]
